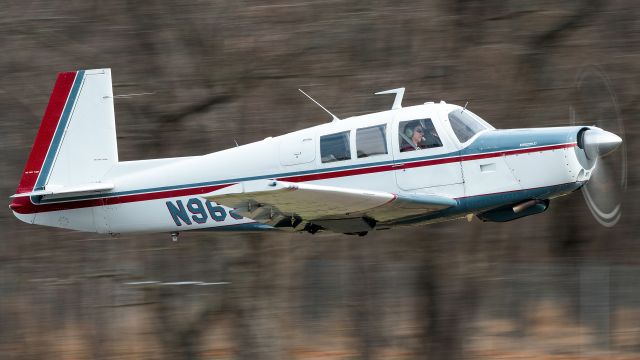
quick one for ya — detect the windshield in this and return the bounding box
[447,108,489,143]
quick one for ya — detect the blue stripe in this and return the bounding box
[34,70,86,191]
[38,126,583,204]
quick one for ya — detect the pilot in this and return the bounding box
[401,121,441,152]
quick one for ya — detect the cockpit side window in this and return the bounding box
[448,109,487,143]
[356,124,387,158]
[399,119,443,152]
[320,131,351,163]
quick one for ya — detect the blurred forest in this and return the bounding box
[1,0,639,359]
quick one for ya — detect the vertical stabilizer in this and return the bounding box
[14,69,118,195]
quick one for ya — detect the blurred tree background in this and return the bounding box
[0,0,639,359]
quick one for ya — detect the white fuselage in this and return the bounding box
[12,102,592,234]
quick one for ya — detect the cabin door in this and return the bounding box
[391,107,463,191]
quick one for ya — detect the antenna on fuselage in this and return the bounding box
[462,101,469,113]
[298,89,340,122]
[375,87,405,110]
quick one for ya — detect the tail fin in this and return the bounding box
[15,69,118,195]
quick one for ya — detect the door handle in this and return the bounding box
[392,163,404,168]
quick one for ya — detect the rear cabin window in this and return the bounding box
[399,119,443,152]
[356,125,387,158]
[320,131,351,163]
[448,109,487,143]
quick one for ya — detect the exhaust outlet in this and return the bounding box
[513,199,542,214]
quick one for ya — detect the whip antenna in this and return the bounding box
[298,89,340,122]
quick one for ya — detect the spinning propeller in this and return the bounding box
[570,66,627,227]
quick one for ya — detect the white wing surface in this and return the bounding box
[204,180,456,233]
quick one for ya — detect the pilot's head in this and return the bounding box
[405,121,424,144]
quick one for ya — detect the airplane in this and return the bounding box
[9,69,624,239]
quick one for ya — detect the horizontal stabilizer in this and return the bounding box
[10,183,114,198]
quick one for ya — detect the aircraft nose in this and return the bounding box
[581,129,622,160]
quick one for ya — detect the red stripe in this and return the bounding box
[101,185,231,205]
[279,164,397,182]
[10,143,576,214]
[15,72,77,194]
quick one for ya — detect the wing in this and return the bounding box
[204,180,456,233]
